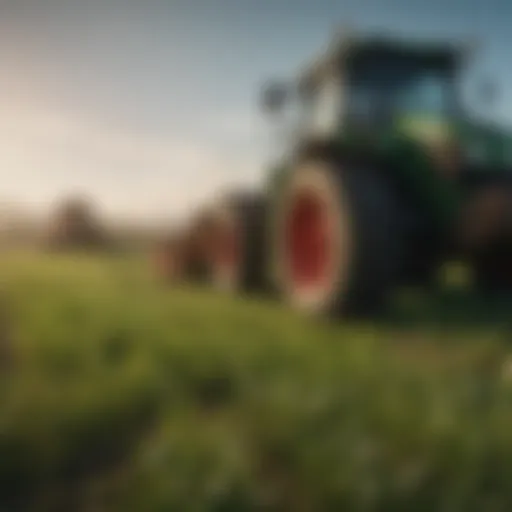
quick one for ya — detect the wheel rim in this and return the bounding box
[285,191,332,295]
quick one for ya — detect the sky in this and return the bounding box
[1,0,512,223]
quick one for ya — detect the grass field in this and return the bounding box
[1,251,512,511]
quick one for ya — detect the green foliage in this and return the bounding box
[0,251,512,511]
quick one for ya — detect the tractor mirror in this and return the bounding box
[260,81,288,114]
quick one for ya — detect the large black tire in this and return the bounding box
[209,191,267,293]
[271,160,405,318]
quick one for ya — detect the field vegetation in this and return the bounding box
[1,251,512,511]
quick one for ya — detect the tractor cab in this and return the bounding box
[292,35,466,144]
[263,33,512,179]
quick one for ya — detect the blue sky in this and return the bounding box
[1,0,511,222]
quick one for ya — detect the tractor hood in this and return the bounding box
[455,119,512,170]
[397,115,512,171]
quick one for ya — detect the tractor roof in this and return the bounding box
[299,32,472,88]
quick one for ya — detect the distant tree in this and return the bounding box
[46,195,108,250]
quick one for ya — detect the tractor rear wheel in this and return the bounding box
[272,160,404,318]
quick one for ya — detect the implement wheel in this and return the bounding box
[209,192,267,293]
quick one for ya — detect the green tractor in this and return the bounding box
[198,31,512,318]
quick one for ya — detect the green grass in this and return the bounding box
[1,251,512,511]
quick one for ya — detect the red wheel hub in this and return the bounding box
[286,192,332,291]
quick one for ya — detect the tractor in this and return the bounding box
[166,31,512,318]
